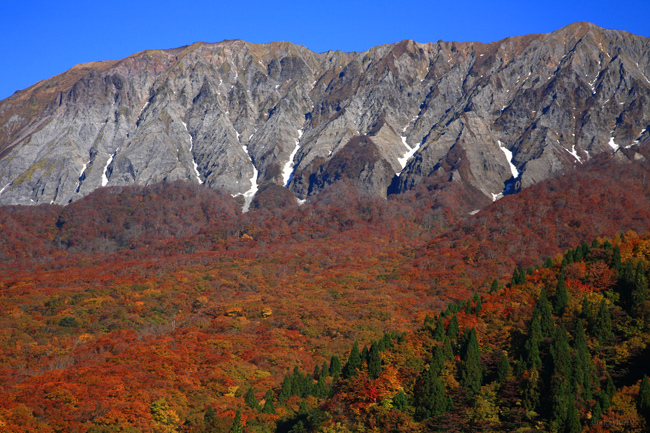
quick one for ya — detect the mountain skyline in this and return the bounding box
[2,1,649,101]
[1,22,648,211]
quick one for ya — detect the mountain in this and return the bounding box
[1,22,649,209]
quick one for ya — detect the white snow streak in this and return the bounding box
[182,121,202,184]
[74,162,88,192]
[566,145,582,163]
[238,145,259,213]
[102,150,118,187]
[498,140,518,178]
[283,129,303,187]
[0,183,10,196]
[608,135,619,152]
[469,209,481,215]
[634,128,648,144]
[396,136,420,175]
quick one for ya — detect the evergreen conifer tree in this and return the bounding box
[474,297,482,314]
[554,272,568,316]
[343,341,362,378]
[594,298,613,341]
[393,389,408,411]
[329,355,341,377]
[490,278,499,293]
[278,374,293,403]
[496,351,511,383]
[261,389,276,414]
[433,315,446,341]
[573,320,596,400]
[564,397,582,433]
[368,344,382,380]
[414,367,451,420]
[638,374,650,421]
[525,311,543,370]
[361,345,369,365]
[550,326,573,429]
[465,299,472,315]
[204,405,217,432]
[460,328,482,395]
[245,386,259,410]
[230,410,243,433]
[446,315,459,341]
[538,288,555,336]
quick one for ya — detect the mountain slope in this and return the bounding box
[0,23,649,207]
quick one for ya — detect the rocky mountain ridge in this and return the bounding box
[1,22,649,208]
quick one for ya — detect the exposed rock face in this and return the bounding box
[1,23,649,207]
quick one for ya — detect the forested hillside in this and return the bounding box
[1,150,650,432]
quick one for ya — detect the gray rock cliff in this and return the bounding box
[1,23,649,208]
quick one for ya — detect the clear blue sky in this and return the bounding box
[1,0,648,101]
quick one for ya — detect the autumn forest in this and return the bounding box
[2,149,650,432]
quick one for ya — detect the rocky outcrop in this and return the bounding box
[0,23,649,207]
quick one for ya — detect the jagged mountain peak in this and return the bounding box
[0,23,648,208]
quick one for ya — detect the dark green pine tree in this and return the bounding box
[554,272,569,316]
[638,374,650,421]
[204,405,217,432]
[460,328,482,395]
[230,410,243,433]
[261,389,276,414]
[442,337,454,360]
[564,396,582,433]
[329,355,341,377]
[522,367,541,412]
[429,345,446,377]
[313,364,320,380]
[291,367,305,397]
[490,278,499,293]
[496,351,511,384]
[580,296,594,330]
[537,288,555,336]
[549,326,573,429]
[446,315,460,341]
[594,298,613,342]
[343,341,362,378]
[433,315,446,341]
[298,399,309,415]
[393,389,408,412]
[245,386,259,410]
[550,374,570,430]
[320,361,328,380]
[474,297,482,315]
[573,320,596,401]
[361,345,369,365]
[278,373,293,403]
[414,367,452,420]
[543,257,554,269]
[525,310,543,370]
[465,299,472,315]
[368,344,382,380]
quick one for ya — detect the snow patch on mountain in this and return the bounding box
[283,129,303,187]
[608,134,619,151]
[182,121,202,184]
[234,143,259,213]
[498,141,518,178]
[75,162,88,192]
[102,150,118,187]
[396,136,421,175]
